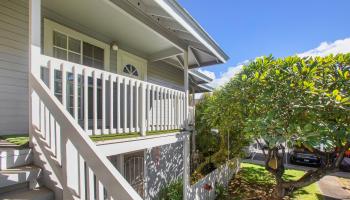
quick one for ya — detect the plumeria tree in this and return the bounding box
[203,54,350,198]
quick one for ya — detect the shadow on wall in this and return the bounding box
[146,141,184,199]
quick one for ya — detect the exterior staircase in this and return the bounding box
[0,143,54,200]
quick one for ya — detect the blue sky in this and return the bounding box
[178,0,350,87]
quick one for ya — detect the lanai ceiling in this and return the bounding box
[113,0,229,69]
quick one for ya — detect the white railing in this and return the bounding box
[30,73,142,200]
[40,55,186,136]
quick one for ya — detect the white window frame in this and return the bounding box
[43,18,110,71]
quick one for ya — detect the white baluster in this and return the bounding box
[79,155,86,200]
[155,86,159,131]
[116,76,121,133]
[123,78,127,133]
[73,66,78,121]
[102,73,106,134]
[55,122,61,165]
[96,179,104,200]
[130,80,133,133]
[93,71,98,135]
[159,88,164,130]
[140,82,146,136]
[83,69,89,134]
[48,61,54,94]
[61,64,67,108]
[109,75,114,134]
[167,89,170,130]
[135,81,139,133]
[86,167,95,200]
[151,85,155,131]
[146,84,150,132]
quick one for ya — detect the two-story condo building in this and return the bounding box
[0,0,228,199]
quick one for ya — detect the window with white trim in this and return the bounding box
[52,31,104,69]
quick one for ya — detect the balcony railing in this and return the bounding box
[40,55,186,136]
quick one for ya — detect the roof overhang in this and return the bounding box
[190,83,214,93]
[153,0,229,63]
[189,69,212,84]
[123,0,229,68]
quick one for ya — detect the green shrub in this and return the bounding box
[215,182,228,200]
[158,179,183,200]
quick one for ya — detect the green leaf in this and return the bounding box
[255,72,259,79]
[293,65,299,73]
[332,89,339,96]
[242,74,247,81]
[336,95,342,101]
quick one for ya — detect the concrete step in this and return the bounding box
[0,187,54,200]
[0,165,41,189]
[0,148,33,170]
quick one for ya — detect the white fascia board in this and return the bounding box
[154,0,229,63]
[189,69,213,84]
[198,84,214,92]
[96,132,188,156]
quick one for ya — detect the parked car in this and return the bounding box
[289,147,321,166]
[340,157,350,172]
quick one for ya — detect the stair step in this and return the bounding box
[0,187,54,200]
[0,148,33,170]
[0,165,41,189]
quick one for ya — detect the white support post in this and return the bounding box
[183,49,190,200]
[184,49,189,129]
[109,75,114,134]
[183,133,190,200]
[29,0,41,143]
[140,82,146,136]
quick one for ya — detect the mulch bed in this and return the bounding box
[226,172,291,200]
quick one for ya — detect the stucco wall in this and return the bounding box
[145,141,184,200]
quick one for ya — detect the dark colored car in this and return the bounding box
[290,147,321,166]
[340,157,350,172]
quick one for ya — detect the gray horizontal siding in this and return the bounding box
[148,61,184,91]
[0,0,29,135]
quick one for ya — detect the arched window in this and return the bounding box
[123,64,139,77]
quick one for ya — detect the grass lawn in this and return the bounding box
[0,134,29,147]
[90,129,181,142]
[227,162,322,200]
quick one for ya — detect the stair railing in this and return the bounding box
[30,72,142,200]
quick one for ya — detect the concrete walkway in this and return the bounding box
[319,176,350,200]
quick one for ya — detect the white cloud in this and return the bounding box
[208,59,252,89]
[298,38,350,57]
[194,37,350,99]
